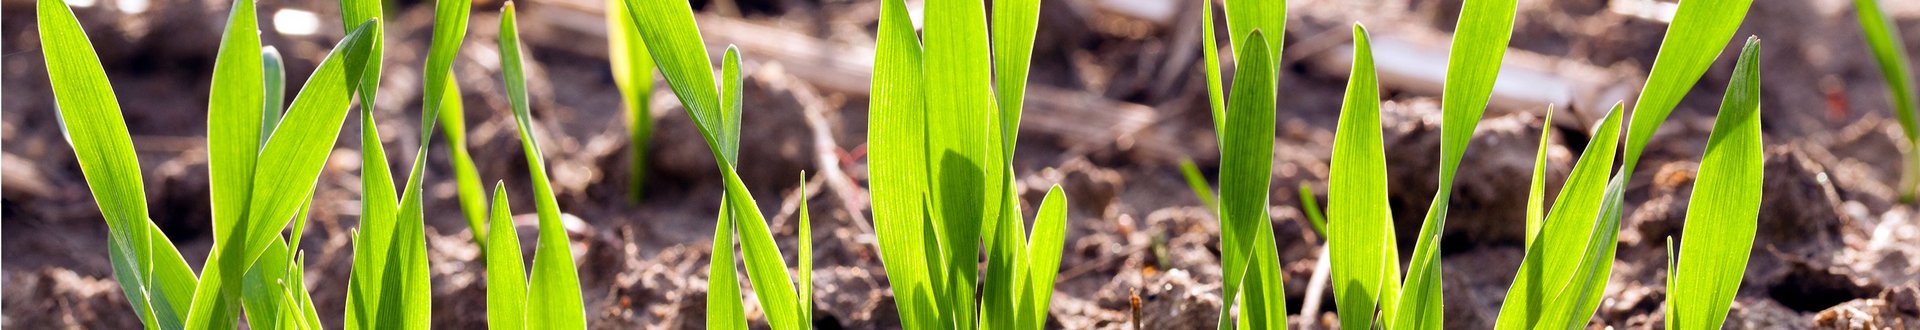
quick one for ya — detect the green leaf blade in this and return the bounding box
[1494,104,1625,330]
[923,0,999,322]
[708,205,748,330]
[485,183,528,330]
[1854,0,1920,199]
[866,0,942,326]
[1328,24,1399,330]
[1397,0,1518,326]
[798,177,815,330]
[625,0,724,147]
[207,0,265,267]
[1525,107,1555,247]
[1621,0,1756,169]
[607,0,656,199]
[1216,29,1276,328]
[1178,159,1218,214]
[1669,37,1764,330]
[1019,185,1069,330]
[500,4,589,328]
[991,0,1041,152]
[35,0,201,327]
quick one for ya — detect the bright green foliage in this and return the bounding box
[707,206,748,329]
[798,177,816,329]
[1322,0,1516,327]
[1221,30,1287,330]
[867,0,939,326]
[1667,38,1765,330]
[262,47,287,142]
[861,0,1070,326]
[497,4,591,328]
[1178,159,1218,214]
[191,0,267,324]
[426,0,488,245]
[1197,0,1289,326]
[1618,0,1755,172]
[1394,0,1518,327]
[1297,184,1328,237]
[199,18,379,330]
[1492,0,1756,327]
[1328,24,1400,330]
[39,2,205,327]
[619,0,821,327]
[607,0,657,201]
[40,0,378,327]
[1494,103,1625,330]
[1525,107,1554,248]
[341,0,475,326]
[1853,0,1920,201]
[485,183,529,330]
[441,70,489,245]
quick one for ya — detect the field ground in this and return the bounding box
[4,0,1920,328]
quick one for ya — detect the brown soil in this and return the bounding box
[4,0,1919,328]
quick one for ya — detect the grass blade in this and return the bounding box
[711,47,805,329]
[197,0,267,324]
[982,180,1029,330]
[187,19,377,330]
[625,0,726,156]
[1216,29,1278,329]
[1200,0,1225,134]
[345,88,400,330]
[924,0,1001,322]
[485,183,528,330]
[262,47,286,146]
[241,239,297,329]
[608,0,656,200]
[1539,175,1628,329]
[1328,24,1400,330]
[338,0,384,118]
[37,0,213,327]
[1297,183,1327,237]
[1019,185,1070,330]
[1620,0,1755,170]
[1494,103,1624,329]
[1395,0,1518,327]
[1516,1,1756,327]
[799,177,815,330]
[1222,0,1285,66]
[418,0,483,242]
[1178,159,1218,214]
[1525,107,1555,247]
[347,87,432,330]
[708,205,748,330]
[1664,237,1678,330]
[207,0,264,246]
[499,4,589,327]
[440,71,489,244]
[1668,37,1764,329]
[104,224,200,330]
[1853,0,1919,200]
[866,0,943,326]
[991,0,1040,152]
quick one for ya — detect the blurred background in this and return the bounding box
[4,0,1920,328]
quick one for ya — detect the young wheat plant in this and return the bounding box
[620,0,819,328]
[1195,0,1288,326]
[1853,0,1920,202]
[1492,0,1759,328]
[1323,0,1518,327]
[39,0,377,327]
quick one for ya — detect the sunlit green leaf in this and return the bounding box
[499,4,589,328]
[1668,37,1764,330]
